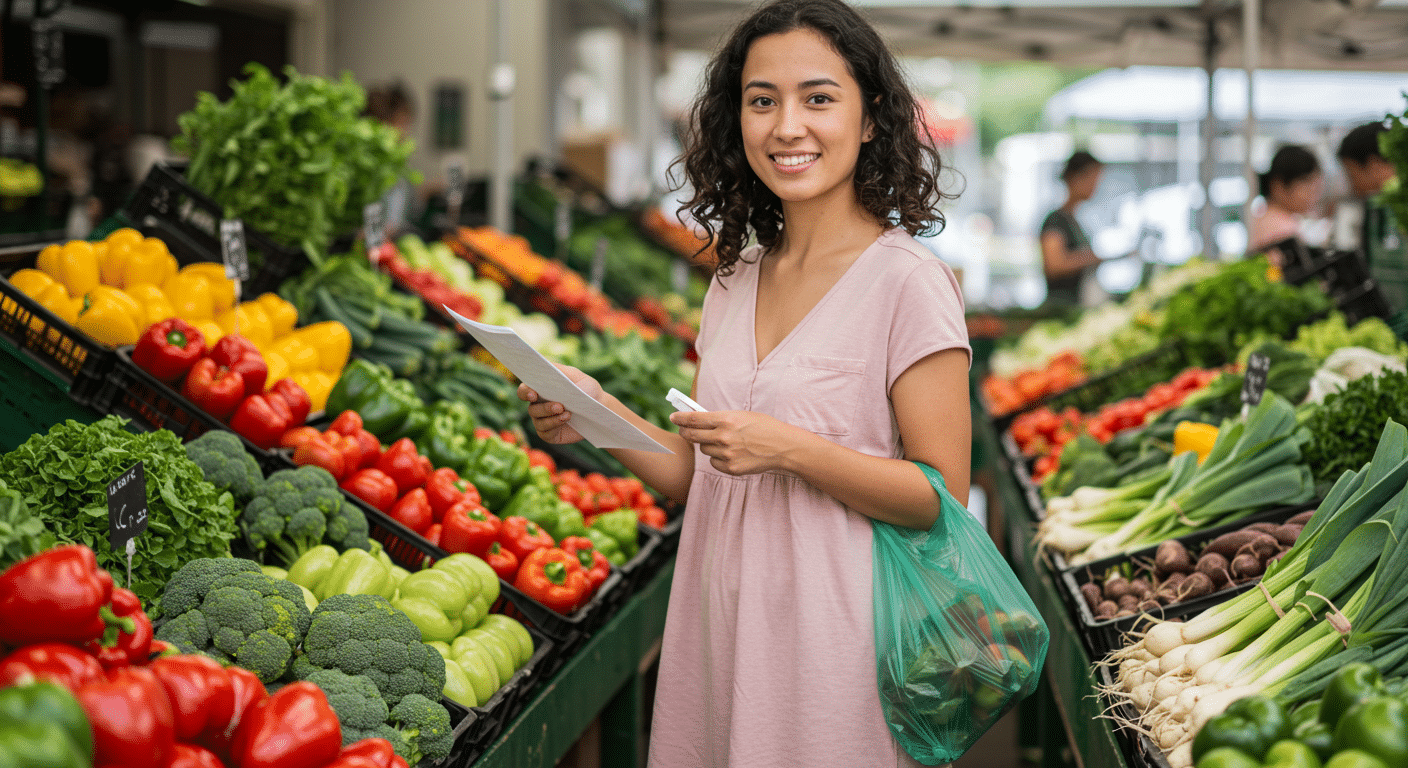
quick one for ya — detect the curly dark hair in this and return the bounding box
[673,0,950,277]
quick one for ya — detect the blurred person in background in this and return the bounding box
[1039,150,1103,309]
[363,82,418,235]
[1249,144,1323,264]
[1335,121,1406,314]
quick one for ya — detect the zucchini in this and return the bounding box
[315,288,374,348]
[359,336,425,377]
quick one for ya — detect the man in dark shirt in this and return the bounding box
[1337,121,1406,315]
[1040,151,1103,308]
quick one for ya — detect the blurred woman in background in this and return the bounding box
[1039,150,1103,308]
[1249,144,1323,263]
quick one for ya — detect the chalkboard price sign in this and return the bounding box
[1241,352,1271,407]
[108,462,148,552]
[221,219,250,281]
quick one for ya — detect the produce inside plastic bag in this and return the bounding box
[874,463,1049,765]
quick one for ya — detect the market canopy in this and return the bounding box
[660,0,1408,71]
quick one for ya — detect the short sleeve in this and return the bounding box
[886,258,970,393]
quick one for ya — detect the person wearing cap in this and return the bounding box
[1039,150,1103,308]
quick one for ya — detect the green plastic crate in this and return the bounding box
[0,342,98,451]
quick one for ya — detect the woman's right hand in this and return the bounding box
[518,363,603,445]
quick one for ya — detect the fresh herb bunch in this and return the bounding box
[1380,103,1408,238]
[1157,257,1330,368]
[0,417,239,608]
[172,63,417,262]
[1303,369,1408,485]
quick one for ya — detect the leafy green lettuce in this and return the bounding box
[0,417,239,608]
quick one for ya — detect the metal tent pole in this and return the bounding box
[1200,18,1219,258]
[489,0,514,233]
[1242,0,1259,231]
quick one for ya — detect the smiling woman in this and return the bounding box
[517,2,974,766]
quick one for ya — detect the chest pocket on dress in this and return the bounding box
[780,354,867,436]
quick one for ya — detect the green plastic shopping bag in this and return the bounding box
[874,462,1049,765]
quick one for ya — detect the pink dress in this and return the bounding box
[647,228,971,768]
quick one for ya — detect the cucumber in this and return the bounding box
[315,288,374,348]
[359,336,425,377]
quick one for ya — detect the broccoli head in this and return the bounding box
[159,557,262,619]
[325,499,371,552]
[302,593,445,706]
[242,466,344,566]
[303,668,390,738]
[189,571,311,683]
[185,431,264,504]
[154,608,211,655]
[388,693,454,764]
[341,723,408,758]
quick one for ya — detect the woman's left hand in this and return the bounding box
[670,410,804,476]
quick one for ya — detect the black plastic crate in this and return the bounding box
[999,431,1047,522]
[1060,502,1315,660]
[0,244,117,403]
[1095,663,1176,768]
[99,346,291,464]
[120,163,307,297]
[444,624,555,768]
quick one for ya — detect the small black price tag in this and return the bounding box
[220,219,249,281]
[1241,352,1272,407]
[108,462,148,552]
[446,163,466,221]
[590,237,608,292]
[363,201,387,259]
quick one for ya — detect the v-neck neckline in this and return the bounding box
[749,229,889,367]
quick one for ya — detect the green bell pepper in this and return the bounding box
[328,360,430,441]
[0,682,92,768]
[1331,697,1408,768]
[1326,751,1391,768]
[318,548,394,601]
[550,501,588,541]
[1294,701,1324,731]
[1322,663,1387,728]
[1194,747,1261,768]
[442,658,478,708]
[286,544,341,597]
[590,508,639,560]
[526,465,556,495]
[420,402,479,471]
[434,552,500,605]
[1263,740,1323,768]
[382,379,430,442]
[392,569,471,643]
[326,358,383,421]
[465,435,528,510]
[1296,713,1336,762]
[1193,695,1292,762]
[585,528,625,565]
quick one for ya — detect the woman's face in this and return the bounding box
[739,27,872,209]
[1271,172,1323,215]
[1066,165,1102,203]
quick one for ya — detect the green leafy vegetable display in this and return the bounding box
[1302,369,1408,485]
[173,63,417,261]
[1158,257,1331,368]
[0,477,52,568]
[0,417,240,608]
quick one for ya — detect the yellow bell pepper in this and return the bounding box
[125,283,176,328]
[99,239,132,287]
[290,321,352,375]
[36,240,100,297]
[8,268,55,298]
[267,334,319,375]
[291,371,335,413]
[191,319,224,347]
[104,228,144,250]
[34,283,82,325]
[163,271,215,322]
[214,301,274,351]
[117,238,178,290]
[1174,421,1220,464]
[255,293,298,338]
[264,352,290,391]
[181,263,238,314]
[74,286,144,346]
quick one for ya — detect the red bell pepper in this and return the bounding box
[329,409,363,435]
[133,318,206,383]
[0,544,115,646]
[293,434,346,481]
[76,665,177,768]
[150,655,236,745]
[525,448,556,474]
[229,681,342,768]
[484,541,519,582]
[376,438,432,495]
[560,536,610,595]
[182,358,246,420]
[322,757,381,768]
[229,393,293,450]
[497,516,554,563]
[638,506,668,530]
[209,335,268,397]
[425,467,477,521]
[166,743,226,768]
[353,429,382,469]
[338,738,399,767]
[280,426,324,451]
[341,468,400,513]
[270,378,311,427]
[0,642,104,691]
[423,523,443,548]
[514,547,589,614]
[85,586,152,668]
[206,666,267,762]
[389,487,433,534]
[324,431,364,478]
[442,501,501,558]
